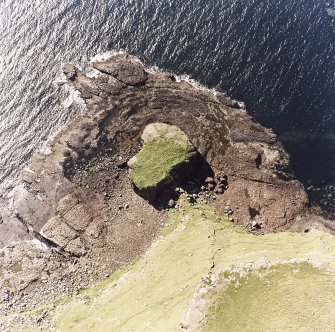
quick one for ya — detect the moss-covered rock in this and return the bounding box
[128,123,196,197]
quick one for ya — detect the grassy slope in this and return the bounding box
[50,196,335,332]
[203,263,335,331]
[55,197,221,331]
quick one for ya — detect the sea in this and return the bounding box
[0,0,334,214]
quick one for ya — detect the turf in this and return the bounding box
[203,263,335,332]
[128,137,195,189]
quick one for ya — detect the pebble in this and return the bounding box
[207,183,215,191]
[205,177,215,184]
[252,220,262,229]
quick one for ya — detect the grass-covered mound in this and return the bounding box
[128,123,196,190]
[203,263,335,331]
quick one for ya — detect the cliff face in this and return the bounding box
[0,53,325,328]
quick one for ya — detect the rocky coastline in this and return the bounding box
[0,53,333,330]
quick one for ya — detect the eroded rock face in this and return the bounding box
[41,192,105,256]
[92,56,148,86]
[0,52,318,320]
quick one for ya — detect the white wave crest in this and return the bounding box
[90,49,126,63]
[174,73,219,96]
[145,65,163,74]
[62,87,83,109]
[142,62,220,97]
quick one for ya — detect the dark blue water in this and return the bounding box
[0,0,334,213]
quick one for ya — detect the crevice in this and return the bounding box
[34,231,71,258]
[33,231,59,250]
[249,207,260,220]
[255,153,262,169]
[239,176,278,186]
[14,212,32,235]
[15,211,70,257]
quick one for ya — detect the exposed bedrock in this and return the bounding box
[3,53,311,248]
[0,53,324,316]
[60,53,309,231]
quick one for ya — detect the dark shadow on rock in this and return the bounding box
[134,152,216,210]
[249,207,260,220]
[255,153,262,169]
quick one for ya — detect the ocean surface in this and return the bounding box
[0,0,334,214]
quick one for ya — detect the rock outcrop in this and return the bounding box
[128,123,197,200]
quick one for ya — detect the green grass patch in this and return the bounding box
[129,138,195,189]
[202,262,335,332]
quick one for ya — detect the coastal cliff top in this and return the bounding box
[0,53,333,330]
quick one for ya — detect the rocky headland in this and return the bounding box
[0,53,334,331]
